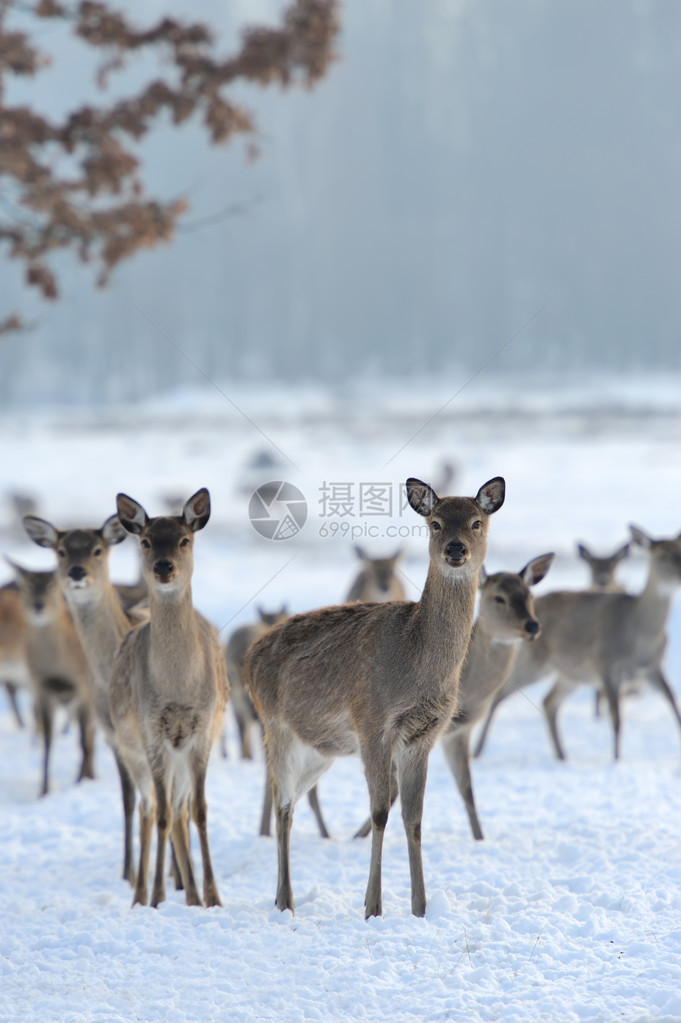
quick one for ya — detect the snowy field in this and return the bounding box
[1,376,681,1023]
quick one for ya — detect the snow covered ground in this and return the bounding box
[1,375,681,1023]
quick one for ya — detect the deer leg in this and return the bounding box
[169,839,184,890]
[441,729,484,840]
[602,676,622,761]
[76,704,96,782]
[259,761,274,837]
[307,785,330,839]
[396,748,429,917]
[363,752,393,919]
[472,689,505,758]
[354,762,398,840]
[4,682,25,729]
[190,754,221,908]
[132,800,154,907]
[172,801,202,907]
[542,676,575,761]
[150,766,171,909]
[647,667,681,735]
[114,750,137,886]
[274,797,295,912]
[38,696,53,797]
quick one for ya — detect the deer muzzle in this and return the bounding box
[445,541,468,567]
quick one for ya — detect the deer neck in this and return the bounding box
[148,583,199,678]
[413,563,479,673]
[634,563,676,633]
[471,618,521,672]
[68,584,130,690]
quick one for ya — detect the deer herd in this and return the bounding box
[1,476,681,919]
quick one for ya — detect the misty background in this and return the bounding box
[1,0,680,408]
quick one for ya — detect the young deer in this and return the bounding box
[246,476,505,918]
[110,489,228,908]
[8,562,95,796]
[474,526,681,761]
[344,547,406,603]
[440,554,553,839]
[577,542,630,591]
[0,581,30,729]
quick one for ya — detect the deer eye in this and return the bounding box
[140,539,151,549]
[494,595,506,605]
[56,548,66,559]
[93,548,103,557]
[472,520,482,531]
[431,521,442,531]
[180,537,191,548]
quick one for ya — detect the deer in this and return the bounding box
[245,475,505,918]
[225,606,289,761]
[473,525,681,762]
[577,541,630,591]
[109,488,228,908]
[0,581,31,729]
[344,546,406,603]
[23,511,147,884]
[7,561,95,796]
[577,541,631,716]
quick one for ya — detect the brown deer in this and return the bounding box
[110,489,228,908]
[344,547,406,603]
[8,561,95,796]
[246,475,505,918]
[22,511,144,884]
[474,526,681,761]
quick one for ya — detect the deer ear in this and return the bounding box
[520,552,555,587]
[478,565,488,588]
[475,477,505,515]
[23,516,59,549]
[102,515,128,546]
[354,545,367,561]
[183,488,210,532]
[629,524,652,549]
[391,547,404,562]
[116,494,149,536]
[614,543,630,562]
[576,543,590,561]
[406,479,439,517]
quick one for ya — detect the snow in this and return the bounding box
[1,377,680,1023]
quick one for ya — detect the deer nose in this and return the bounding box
[33,601,45,613]
[525,620,540,638]
[68,566,86,581]
[154,559,174,578]
[445,542,467,561]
